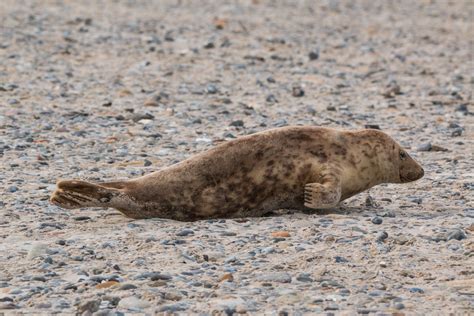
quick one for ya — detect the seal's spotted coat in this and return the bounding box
[50,126,424,221]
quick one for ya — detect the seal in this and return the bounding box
[50,126,424,221]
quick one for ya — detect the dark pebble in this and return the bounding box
[292,86,304,97]
[7,186,18,193]
[176,229,194,237]
[371,216,383,225]
[447,229,467,241]
[266,94,278,103]
[308,49,319,60]
[73,216,91,221]
[144,159,152,167]
[335,256,349,263]
[364,124,381,130]
[32,276,46,282]
[409,287,424,294]
[78,300,101,314]
[150,272,172,281]
[229,120,244,127]
[376,231,389,242]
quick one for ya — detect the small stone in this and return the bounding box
[417,143,432,152]
[308,49,319,60]
[447,229,467,241]
[292,86,304,97]
[119,283,138,290]
[176,229,194,237]
[266,94,278,103]
[78,300,100,314]
[271,231,290,238]
[296,273,313,282]
[335,256,348,263]
[71,255,83,261]
[409,287,424,294]
[164,291,183,301]
[117,296,150,310]
[206,84,218,94]
[450,128,463,137]
[95,280,119,289]
[150,273,172,281]
[131,113,154,122]
[27,243,50,259]
[371,216,383,225]
[144,159,152,167]
[364,124,381,130]
[394,302,405,310]
[376,231,389,242]
[73,216,91,221]
[455,103,468,113]
[32,276,46,282]
[157,303,188,312]
[7,186,18,193]
[220,273,234,282]
[230,120,244,127]
[256,272,292,283]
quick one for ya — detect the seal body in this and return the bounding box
[50,126,424,220]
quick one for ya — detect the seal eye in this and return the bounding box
[399,151,407,160]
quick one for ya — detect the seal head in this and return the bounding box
[357,129,424,183]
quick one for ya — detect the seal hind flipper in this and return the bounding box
[50,180,121,209]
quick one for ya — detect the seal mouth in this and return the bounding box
[400,167,424,183]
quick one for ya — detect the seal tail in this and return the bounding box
[50,180,122,209]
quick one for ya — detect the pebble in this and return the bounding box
[157,303,188,312]
[417,143,432,152]
[176,229,194,236]
[371,216,383,225]
[144,159,152,167]
[256,272,292,283]
[27,243,50,259]
[206,84,218,94]
[308,49,319,60]
[447,229,467,241]
[296,273,313,282]
[409,287,425,294]
[78,300,100,314]
[117,296,150,310]
[266,94,278,103]
[376,231,389,242]
[7,186,18,193]
[229,120,244,127]
[394,302,405,310]
[119,283,138,290]
[291,86,305,97]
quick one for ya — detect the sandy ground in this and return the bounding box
[0,0,473,314]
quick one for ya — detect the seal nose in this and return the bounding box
[418,167,424,179]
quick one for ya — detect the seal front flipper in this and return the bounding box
[304,174,342,209]
[50,180,122,209]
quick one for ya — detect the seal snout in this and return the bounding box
[400,164,424,183]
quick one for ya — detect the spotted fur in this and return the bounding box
[50,126,424,221]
